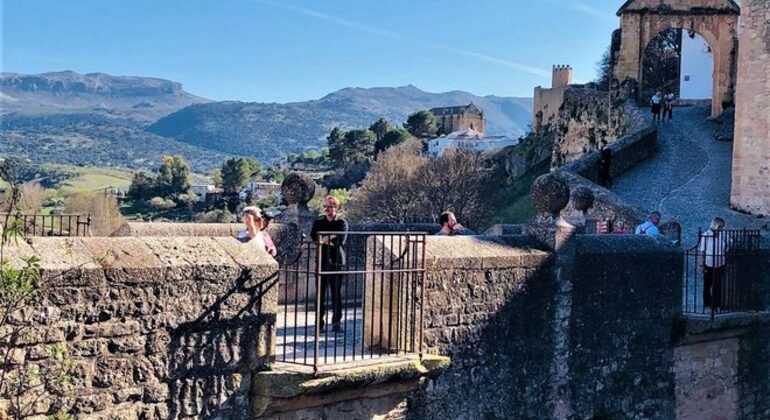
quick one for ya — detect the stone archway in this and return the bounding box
[614,0,740,117]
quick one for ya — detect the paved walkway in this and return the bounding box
[612,106,767,246]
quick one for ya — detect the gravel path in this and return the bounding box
[612,106,766,245]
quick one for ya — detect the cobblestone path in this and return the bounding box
[612,106,766,246]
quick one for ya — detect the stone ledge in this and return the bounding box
[425,236,551,270]
[253,355,449,417]
[681,312,770,340]
[3,237,278,286]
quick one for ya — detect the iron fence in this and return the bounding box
[277,232,427,371]
[683,229,763,319]
[1,213,92,237]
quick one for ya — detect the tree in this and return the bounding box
[346,141,426,223]
[210,169,223,188]
[376,127,411,154]
[595,45,613,91]
[414,147,491,223]
[0,183,44,214]
[342,129,377,164]
[641,28,682,101]
[127,172,155,201]
[243,157,262,178]
[63,192,124,236]
[346,142,493,226]
[220,157,254,195]
[327,127,347,166]
[156,155,191,198]
[369,118,392,143]
[404,110,438,139]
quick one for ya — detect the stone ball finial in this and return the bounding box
[281,172,316,206]
[531,174,570,216]
[571,185,595,212]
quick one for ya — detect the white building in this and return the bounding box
[428,128,518,158]
[239,181,281,201]
[190,185,224,203]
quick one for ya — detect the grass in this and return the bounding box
[45,164,135,198]
[488,161,550,225]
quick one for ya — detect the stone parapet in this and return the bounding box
[110,222,302,265]
[2,237,279,419]
[253,355,449,419]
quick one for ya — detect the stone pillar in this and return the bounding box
[730,0,770,216]
[523,174,571,249]
[276,172,318,236]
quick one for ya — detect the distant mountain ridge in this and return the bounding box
[1,71,533,168]
[1,70,210,124]
[149,85,533,161]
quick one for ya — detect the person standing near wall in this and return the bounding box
[436,211,476,236]
[664,91,675,121]
[651,91,663,123]
[311,196,348,333]
[698,217,729,311]
[635,212,661,237]
[598,140,613,188]
[238,206,276,257]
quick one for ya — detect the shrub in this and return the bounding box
[148,196,177,210]
[63,192,124,236]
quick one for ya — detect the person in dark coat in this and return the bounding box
[598,140,613,188]
[310,195,348,333]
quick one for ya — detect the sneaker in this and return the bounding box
[332,323,344,334]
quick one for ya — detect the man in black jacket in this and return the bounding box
[310,195,348,333]
[598,140,613,188]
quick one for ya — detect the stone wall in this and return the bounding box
[412,236,557,419]
[552,86,651,168]
[730,0,770,216]
[533,85,569,132]
[410,234,683,419]
[567,235,682,418]
[2,237,278,419]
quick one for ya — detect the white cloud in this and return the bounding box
[253,0,549,79]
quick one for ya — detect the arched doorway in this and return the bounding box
[614,0,740,117]
[640,29,715,105]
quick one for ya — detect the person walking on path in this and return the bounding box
[598,140,613,188]
[635,212,661,237]
[310,195,349,334]
[664,91,675,121]
[651,91,663,123]
[698,218,729,311]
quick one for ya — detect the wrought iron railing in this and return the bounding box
[0,213,92,237]
[276,232,427,371]
[683,229,763,319]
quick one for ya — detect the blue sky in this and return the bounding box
[2,0,622,103]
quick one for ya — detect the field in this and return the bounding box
[43,164,135,199]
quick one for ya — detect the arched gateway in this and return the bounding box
[614,0,740,117]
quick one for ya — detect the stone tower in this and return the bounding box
[730,0,770,216]
[552,65,573,88]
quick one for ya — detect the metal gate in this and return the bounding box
[683,229,763,319]
[276,231,427,371]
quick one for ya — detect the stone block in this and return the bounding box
[93,357,135,389]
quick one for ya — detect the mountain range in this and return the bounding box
[1,71,533,170]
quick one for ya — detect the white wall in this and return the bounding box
[679,30,714,100]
